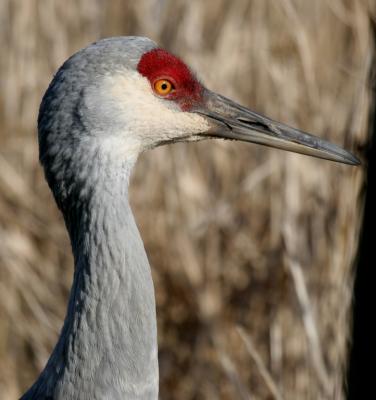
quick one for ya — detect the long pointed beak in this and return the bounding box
[193,90,359,165]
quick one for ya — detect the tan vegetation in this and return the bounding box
[0,1,374,399]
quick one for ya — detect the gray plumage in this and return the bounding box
[22,37,159,400]
[22,36,358,400]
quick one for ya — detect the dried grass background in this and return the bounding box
[0,1,374,399]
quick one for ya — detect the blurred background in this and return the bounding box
[0,1,374,399]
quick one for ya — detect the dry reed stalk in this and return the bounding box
[0,1,374,399]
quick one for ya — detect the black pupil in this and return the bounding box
[161,83,168,90]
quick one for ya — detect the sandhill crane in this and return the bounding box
[21,36,359,400]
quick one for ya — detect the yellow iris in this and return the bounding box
[153,79,174,96]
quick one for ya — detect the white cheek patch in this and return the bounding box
[103,70,210,149]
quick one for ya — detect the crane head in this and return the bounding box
[39,37,359,198]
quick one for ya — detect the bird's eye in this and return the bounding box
[153,79,174,96]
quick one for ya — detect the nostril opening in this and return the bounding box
[237,118,271,131]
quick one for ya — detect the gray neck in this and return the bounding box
[22,157,159,400]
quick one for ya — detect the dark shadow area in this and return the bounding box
[347,20,376,400]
